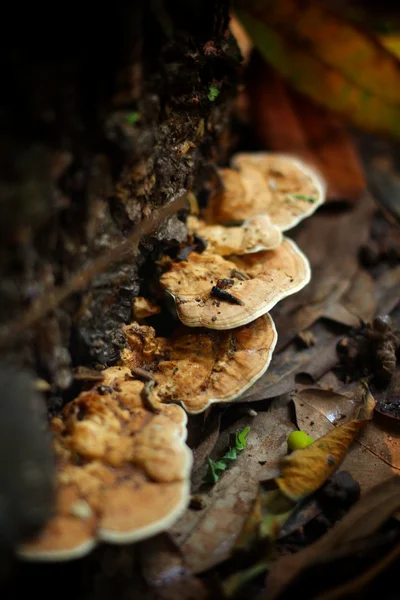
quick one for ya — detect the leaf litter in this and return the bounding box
[158,192,400,594]
[160,29,400,599]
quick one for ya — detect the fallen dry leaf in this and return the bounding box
[140,534,208,600]
[169,400,296,574]
[263,475,400,600]
[245,55,366,203]
[236,0,400,139]
[373,265,400,316]
[324,269,376,327]
[189,410,222,477]
[270,194,374,352]
[292,388,360,433]
[292,385,400,492]
[239,319,343,403]
[276,385,375,501]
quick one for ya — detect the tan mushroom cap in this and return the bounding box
[206,153,326,231]
[133,296,161,320]
[121,315,277,414]
[187,214,282,255]
[159,237,310,330]
[204,166,269,225]
[17,367,192,561]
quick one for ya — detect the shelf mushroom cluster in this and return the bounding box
[17,153,325,561]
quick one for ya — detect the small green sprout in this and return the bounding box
[223,447,238,461]
[290,194,317,203]
[235,426,250,450]
[126,111,140,125]
[287,430,314,451]
[207,84,220,102]
[205,426,251,484]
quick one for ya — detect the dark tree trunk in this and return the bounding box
[0,0,240,406]
[0,1,240,588]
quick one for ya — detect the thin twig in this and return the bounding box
[0,192,187,350]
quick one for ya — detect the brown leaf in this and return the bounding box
[276,385,375,500]
[292,386,400,492]
[271,193,374,351]
[373,265,400,317]
[324,269,376,327]
[245,55,366,203]
[169,401,296,574]
[263,475,400,600]
[239,319,343,403]
[187,410,222,476]
[292,388,359,434]
[140,534,208,600]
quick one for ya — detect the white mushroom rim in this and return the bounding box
[16,397,193,562]
[163,237,312,330]
[176,313,278,415]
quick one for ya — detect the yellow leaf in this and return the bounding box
[235,0,400,139]
[380,34,400,58]
[276,385,375,501]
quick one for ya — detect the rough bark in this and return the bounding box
[0,1,240,410]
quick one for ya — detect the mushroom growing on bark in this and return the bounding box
[205,152,326,231]
[186,214,282,255]
[121,314,277,414]
[17,367,192,561]
[159,237,310,329]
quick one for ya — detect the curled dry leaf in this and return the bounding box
[187,214,282,255]
[206,153,326,231]
[17,367,192,561]
[121,314,277,414]
[160,237,310,330]
[292,385,400,492]
[276,385,376,501]
[263,475,400,600]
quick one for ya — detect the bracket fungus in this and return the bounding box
[121,314,277,414]
[206,152,326,231]
[159,237,310,330]
[17,367,192,561]
[187,214,282,255]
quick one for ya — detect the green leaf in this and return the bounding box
[223,447,238,461]
[203,427,251,485]
[205,458,220,484]
[213,460,228,471]
[208,84,220,102]
[126,111,140,125]
[235,426,250,450]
